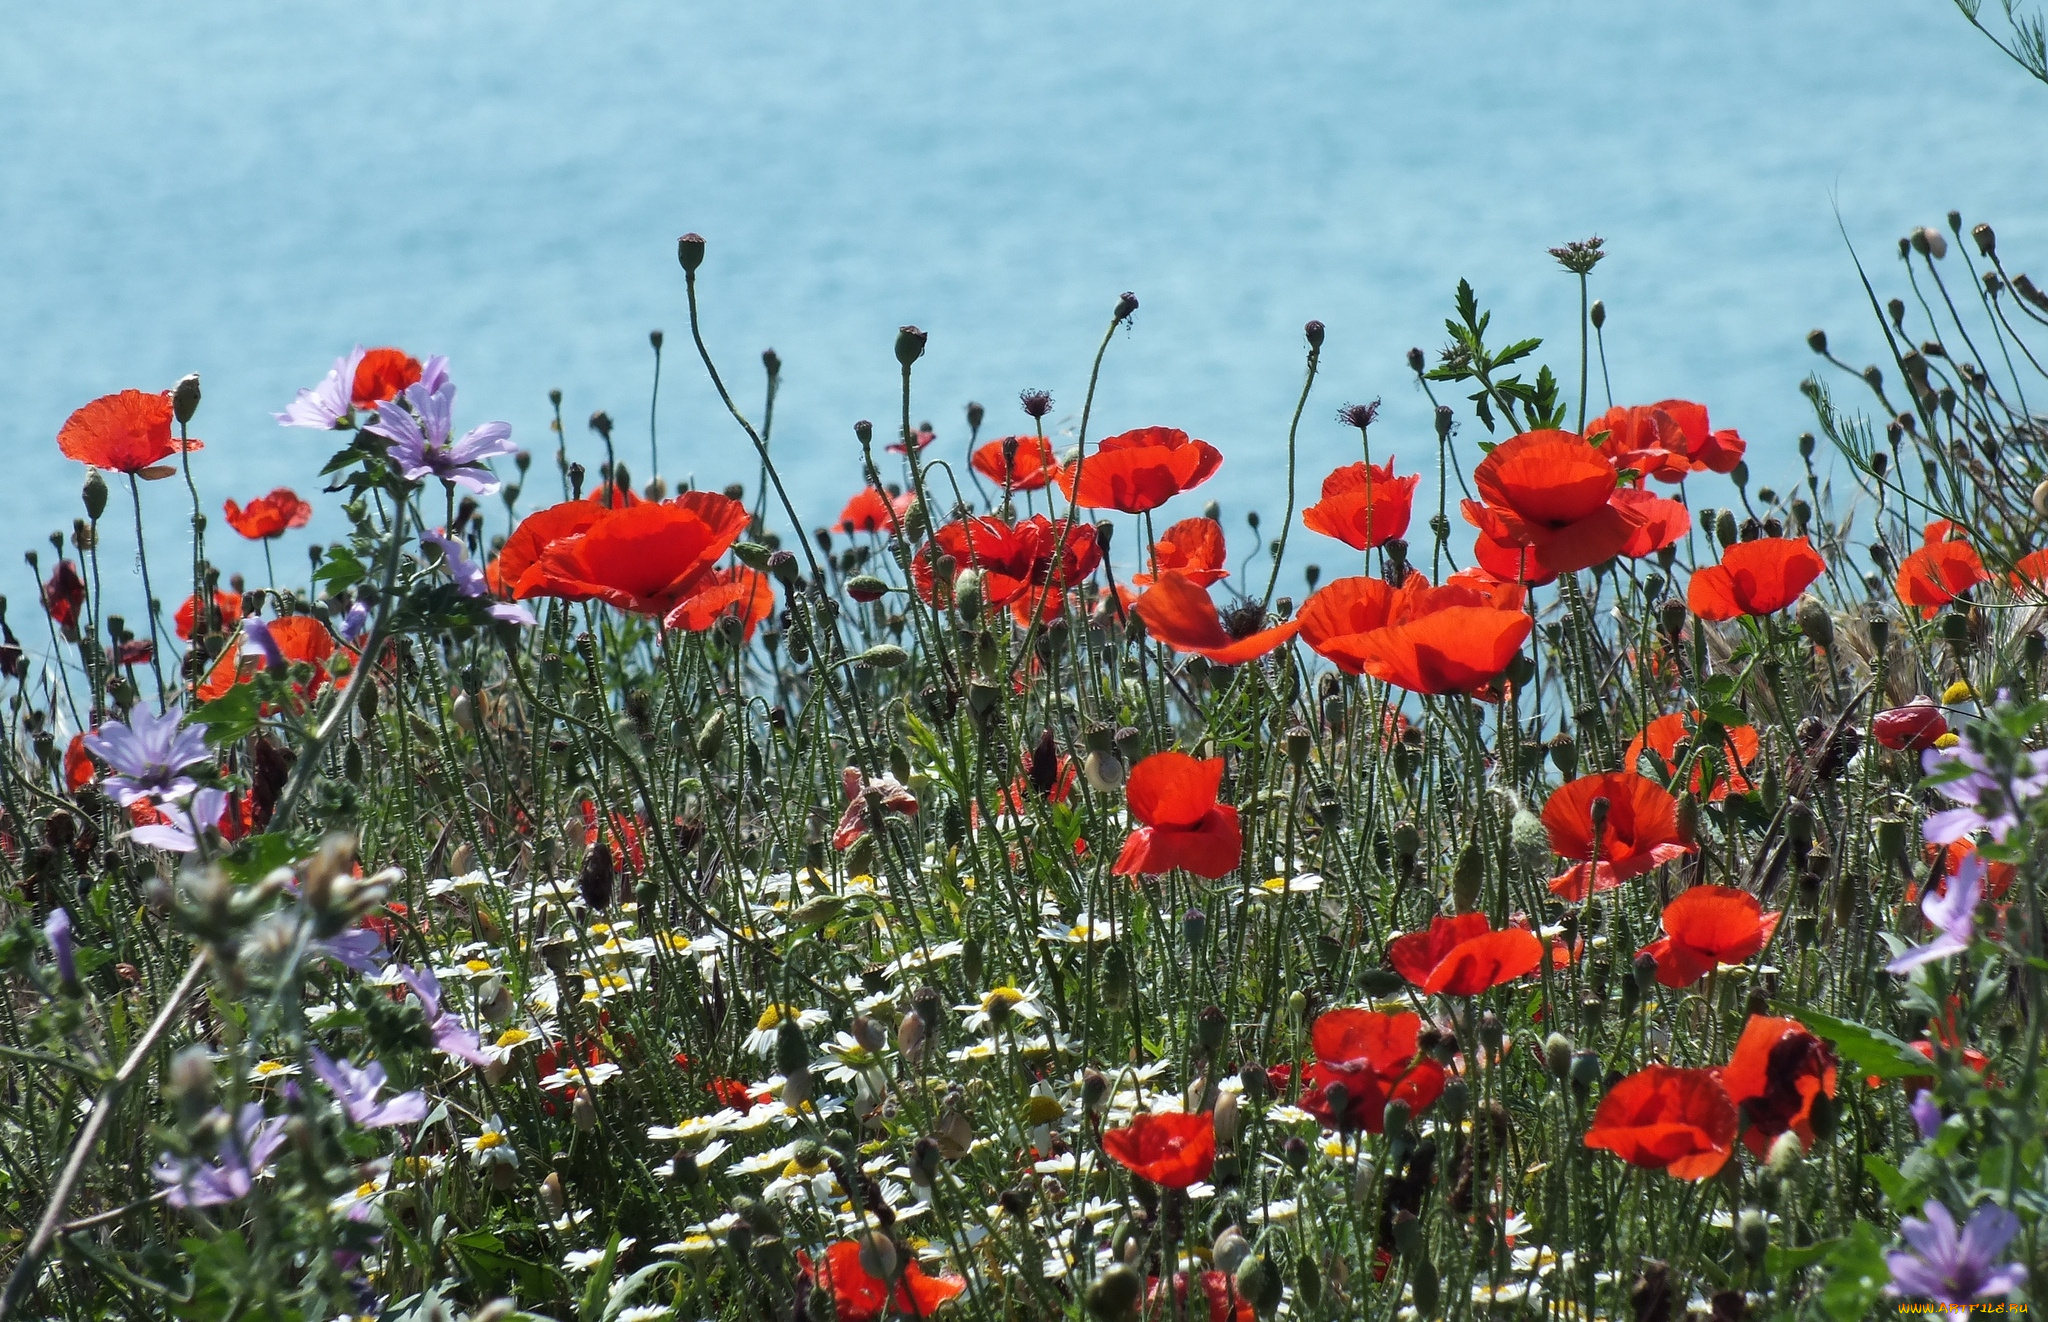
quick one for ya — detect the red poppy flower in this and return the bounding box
[1613,488,1691,559]
[887,423,936,456]
[707,1077,771,1110]
[912,516,1102,607]
[1443,564,1530,611]
[1301,459,1419,550]
[1687,537,1826,620]
[41,560,87,634]
[1297,1007,1446,1133]
[834,767,919,851]
[1144,1271,1254,1322]
[1112,751,1242,879]
[222,488,313,541]
[1461,429,1643,573]
[1295,574,1415,673]
[351,348,423,408]
[1101,1111,1216,1188]
[1542,771,1694,900]
[1896,520,1988,618]
[1637,886,1781,988]
[1132,573,1299,665]
[1887,1038,1994,1097]
[63,734,95,793]
[492,497,619,597]
[1924,840,2015,902]
[1624,711,1760,800]
[56,390,200,476]
[971,435,1060,492]
[1583,1065,1737,1178]
[1056,426,1223,513]
[1353,592,1530,697]
[1873,697,1949,752]
[1656,399,1746,474]
[1132,517,1229,587]
[1590,404,1693,483]
[196,615,341,703]
[521,492,751,616]
[174,590,244,642]
[663,566,774,639]
[113,639,154,667]
[801,1240,966,1322]
[1387,913,1544,995]
[1720,1014,1838,1158]
[579,799,647,872]
[838,486,912,535]
[1473,529,1559,586]
[2011,548,2048,599]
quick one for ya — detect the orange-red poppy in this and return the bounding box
[41,560,86,634]
[1294,574,1415,674]
[63,734,95,794]
[1387,913,1544,995]
[1720,1014,1837,1158]
[2011,548,2048,599]
[1353,593,1530,697]
[351,348,423,408]
[1112,751,1242,879]
[491,497,618,597]
[1885,1038,1994,1097]
[1624,711,1760,800]
[1613,488,1691,559]
[1896,520,1988,618]
[1101,1111,1216,1188]
[1132,517,1229,587]
[174,590,244,642]
[801,1240,966,1322]
[971,435,1060,491]
[1301,459,1418,551]
[1590,404,1694,483]
[663,566,774,639]
[1132,573,1299,665]
[912,516,1102,607]
[1443,564,1530,611]
[1637,885,1781,988]
[1923,840,2015,902]
[223,488,313,541]
[197,616,341,703]
[1542,771,1694,900]
[520,493,750,617]
[838,486,912,535]
[1687,537,1826,620]
[1657,399,1746,474]
[1874,697,1950,752]
[1461,429,1643,573]
[56,390,201,476]
[1583,1064,1737,1178]
[1298,1007,1446,1133]
[1056,426,1222,513]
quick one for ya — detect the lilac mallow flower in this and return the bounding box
[1887,853,1982,974]
[1922,743,2048,845]
[318,928,389,974]
[419,527,535,626]
[311,1049,429,1128]
[241,618,287,673]
[365,380,514,495]
[130,787,227,854]
[1910,1091,1943,1140]
[83,706,211,807]
[44,907,77,988]
[152,1104,289,1208]
[339,600,372,646]
[276,347,367,430]
[399,964,489,1066]
[1885,1200,2028,1307]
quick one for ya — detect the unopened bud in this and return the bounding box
[894,326,927,368]
[173,374,202,425]
[676,233,706,272]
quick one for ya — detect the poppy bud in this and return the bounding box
[1548,734,1578,780]
[1806,328,1828,355]
[1971,221,1996,257]
[1434,404,1454,440]
[173,374,202,425]
[894,326,927,368]
[82,471,108,522]
[572,1089,597,1132]
[1452,843,1483,913]
[1383,1096,1411,1138]
[766,550,799,586]
[1711,509,1736,548]
[1570,1049,1602,1089]
[1195,1004,1226,1053]
[1304,319,1325,349]
[896,1009,926,1058]
[846,574,889,603]
[1183,907,1208,949]
[1480,1010,1504,1054]
[1404,345,1427,374]
[1795,594,1833,650]
[1544,1032,1573,1078]
[676,232,706,271]
[775,1019,810,1077]
[1737,1209,1769,1263]
[1590,298,1606,329]
[1213,1088,1239,1143]
[1875,816,1907,863]
[1114,291,1139,321]
[855,1230,899,1283]
[1087,1265,1143,1319]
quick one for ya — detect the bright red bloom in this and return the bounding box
[1143,1271,1254,1322]
[1388,913,1544,995]
[1461,429,1643,573]
[1296,573,1530,695]
[834,766,918,851]
[663,566,774,640]
[1874,697,1950,752]
[1473,531,1559,586]
[41,560,86,634]
[1443,564,1530,611]
[1888,1038,1994,1098]
[1298,1007,1446,1134]
[521,493,751,616]
[1132,517,1228,587]
[580,799,647,872]
[1657,400,1746,474]
[1638,886,1781,988]
[351,348,423,408]
[1720,1014,1838,1158]
[1113,751,1242,879]
[1294,574,1413,674]
[63,734,95,793]
[707,1077,771,1110]
[222,489,313,541]
[1613,488,1691,559]
[1302,459,1418,550]
[2011,548,2048,598]
[196,615,341,703]
[971,435,1060,492]
[1543,771,1694,900]
[1101,1111,1216,1188]
[1896,520,1988,618]
[1132,573,1299,665]
[174,590,244,642]
[56,390,199,475]
[1687,537,1826,620]
[1583,1065,1737,1178]
[1590,403,1694,482]
[1056,426,1222,513]
[801,1240,966,1322]
[1624,711,1760,800]
[912,516,1102,607]
[492,496,618,597]
[838,486,912,535]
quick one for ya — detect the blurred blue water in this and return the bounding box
[1,0,2043,619]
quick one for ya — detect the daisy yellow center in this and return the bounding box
[355,1180,379,1198]
[474,1131,504,1150]
[1942,680,1973,704]
[465,959,493,973]
[1260,876,1287,891]
[1933,732,1961,749]
[254,1060,287,1076]
[781,1157,830,1178]
[981,987,1027,1012]
[495,1028,531,1048]
[756,1004,794,1031]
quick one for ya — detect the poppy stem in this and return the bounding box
[125,474,167,706]
[1261,335,1319,610]
[648,331,663,483]
[1576,271,1591,434]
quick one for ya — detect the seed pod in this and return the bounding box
[1452,843,1483,913]
[1086,1265,1143,1320]
[1544,1033,1573,1078]
[1795,595,1833,650]
[579,841,615,909]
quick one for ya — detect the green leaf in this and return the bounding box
[1861,1153,1909,1203]
[219,833,302,886]
[1766,1236,1838,1275]
[1773,1004,1932,1080]
[1819,1221,1890,1322]
[1700,701,1749,728]
[191,684,263,745]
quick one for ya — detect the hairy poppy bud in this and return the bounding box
[1544,1032,1573,1078]
[846,574,889,603]
[173,374,202,425]
[1737,1209,1770,1263]
[82,471,108,522]
[1183,907,1208,949]
[676,233,706,272]
[767,550,799,585]
[1304,319,1325,349]
[1087,1265,1143,1319]
[1452,843,1483,913]
[1795,594,1833,650]
[1590,298,1606,330]
[894,326,927,368]
[775,1019,809,1077]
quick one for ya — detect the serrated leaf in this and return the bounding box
[1772,1004,1931,1079]
[191,684,263,745]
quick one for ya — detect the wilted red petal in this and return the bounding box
[1721,1015,1838,1157]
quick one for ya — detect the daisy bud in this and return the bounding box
[676,233,706,272]
[173,374,202,425]
[82,471,108,522]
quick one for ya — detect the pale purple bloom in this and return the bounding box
[419,527,536,626]
[318,928,389,974]
[241,618,287,673]
[1921,744,2048,845]
[44,907,77,988]
[399,964,488,1066]
[364,379,514,496]
[1886,1200,2028,1307]
[310,1049,429,1128]
[1910,1091,1942,1140]
[153,1104,290,1208]
[84,706,211,808]
[340,600,372,645]
[276,347,366,430]
[129,788,227,854]
[1888,853,1982,973]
